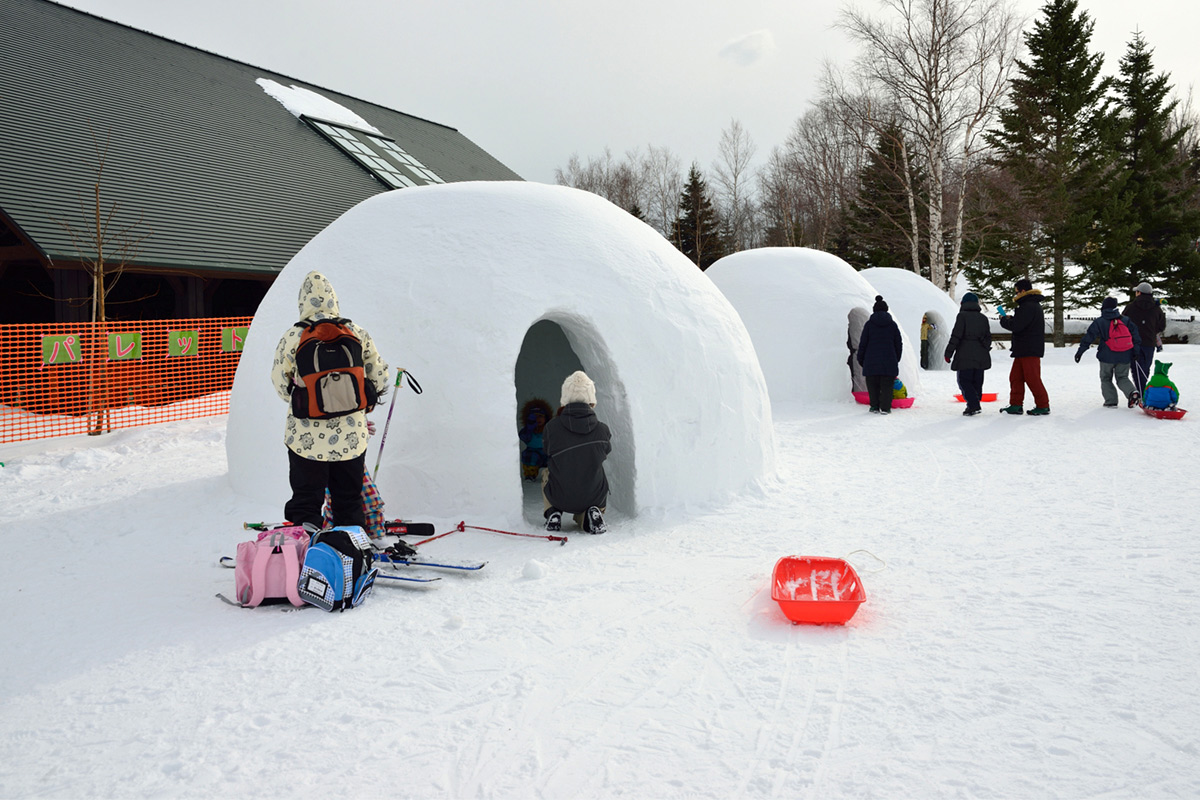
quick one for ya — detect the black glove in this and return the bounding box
[1074,352,1082,363]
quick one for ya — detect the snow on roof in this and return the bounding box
[860,267,961,372]
[256,77,382,134]
[707,248,921,407]
[226,182,775,524]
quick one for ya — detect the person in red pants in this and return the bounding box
[997,277,1050,415]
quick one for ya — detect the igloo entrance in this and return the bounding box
[847,307,870,393]
[921,310,951,370]
[513,317,632,522]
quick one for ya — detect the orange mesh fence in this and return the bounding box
[0,317,253,444]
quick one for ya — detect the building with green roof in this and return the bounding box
[0,0,522,323]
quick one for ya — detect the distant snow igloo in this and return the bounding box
[706,248,921,408]
[226,182,774,525]
[860,267,960,371]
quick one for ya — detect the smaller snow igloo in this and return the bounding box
[707,248,921,408]
[860,267,960,371]
[226,182,774,526]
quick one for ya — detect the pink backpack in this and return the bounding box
[1107,318,1134,352]
[233,527,309,607]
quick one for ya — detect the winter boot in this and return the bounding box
[1027,407,1051,416]
[1128,390,1140,408]
[999,405,1024,415]
[583,506,607,535]
[544,510,562,532]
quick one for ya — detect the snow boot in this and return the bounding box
[1028,407,1051,416]
[544,510,562,532]
[999,405,1023,415]
[583,506,607,535]
[1128,390,1140,408]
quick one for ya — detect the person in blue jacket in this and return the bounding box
[1074,297,1142,407]
[857,296,903,414]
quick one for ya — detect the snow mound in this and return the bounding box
[860,267,961,371]
[226,182,774,524]
[707,248,921,407]
[255,78,382,134]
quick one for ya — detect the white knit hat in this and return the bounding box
[560,370,596,406]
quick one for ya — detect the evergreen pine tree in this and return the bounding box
[1101,33,1200,304]
[843,124,928,273]
[671,165,728,270]
[985,0,1118,345]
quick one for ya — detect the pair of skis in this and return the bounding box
[225,522,488,584]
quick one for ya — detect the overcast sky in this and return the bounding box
[56,0,1200,185]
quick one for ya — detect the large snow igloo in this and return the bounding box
[226,182,774,525]
[861,267,960,371]
[707,248,921,408]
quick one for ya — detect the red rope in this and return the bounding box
[412,521,568,547]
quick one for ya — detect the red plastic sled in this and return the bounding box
[955,393,997,403]
[1143,406,1187,420]
[771,556,866,625]
[852,391,915,408]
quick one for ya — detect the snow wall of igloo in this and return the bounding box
[860,267,961,371]
[706,248,921,408]
[226,182,775,525]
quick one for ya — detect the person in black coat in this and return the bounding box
[997,277,1050,415]
[944,292,992,415]
[542,371,612,534]
[1123,281,1166,395]
[856,296,903,414]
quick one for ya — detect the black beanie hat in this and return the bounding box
[1102,296,1118,310]
[1015,277,1033,293]
[872,295,888,313]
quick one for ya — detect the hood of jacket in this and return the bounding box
[867,310,894,327]
[1129,293,1158,312]
[297,271,341,322]
[960,299,982,312]
[1015,288,1043,305]
[560,402,599,434]
[1100,307,1120,321]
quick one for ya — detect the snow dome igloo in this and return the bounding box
[226,182,774,525]
[706,248,921,408]
[860,267,960,371]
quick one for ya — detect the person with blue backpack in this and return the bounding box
[1074,297,1142,408]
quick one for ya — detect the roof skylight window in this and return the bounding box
[306,119,444,189]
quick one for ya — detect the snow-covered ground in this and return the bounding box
[2,347,1198,799]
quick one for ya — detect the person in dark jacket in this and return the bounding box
[856,296,903,414]
[997,277,1050,415]
[542,371,612,534]
[1123,281,1166,395]
[944,292,992,416]
[1074,297,1142,407]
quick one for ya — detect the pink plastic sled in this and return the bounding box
[853,391,914,408]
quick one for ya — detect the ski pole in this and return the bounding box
[373,369,422,477]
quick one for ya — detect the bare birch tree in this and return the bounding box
[554,147,646,215]
[711,119,760,251]
[641,145,685,238]
[833,0,1021,293]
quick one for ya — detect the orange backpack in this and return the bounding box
[290,318,377,419]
